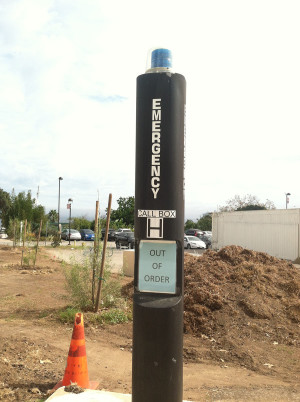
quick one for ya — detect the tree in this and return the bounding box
[72,216,93,230]
[32,205,46,232]
[2,190,33,227]
[196,213,212,231]
[219,194,275,212]
[0,189,11,225]
[47,209,58,223]
[1,189,46,232]
[184,219,196,230]
[236,205,266,211]
[9,190,34,222]
[110,196,134,227]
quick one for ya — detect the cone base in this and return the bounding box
[53,380,99,391]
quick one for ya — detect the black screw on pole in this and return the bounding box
[132,48,186,402]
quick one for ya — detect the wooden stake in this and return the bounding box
[94,194,112,312]
[92,200,99,304]
[13,221,16,249]
[34,220,42,267]
[21,219,27,267]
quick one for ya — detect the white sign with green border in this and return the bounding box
[138,240,177,294]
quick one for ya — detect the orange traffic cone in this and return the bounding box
[54,313,98,390]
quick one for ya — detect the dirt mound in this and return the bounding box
[184,246,300,374]
[184,246,300,334]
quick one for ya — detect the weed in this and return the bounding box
[94,309,131,325]
[63,242,125,312]
[63,258,93,311]
[58,307,79,324]
[101,309,129,324]
[22,247,35,266]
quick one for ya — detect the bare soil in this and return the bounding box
[0,244,300,401]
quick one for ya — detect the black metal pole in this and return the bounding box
[132,48,186,402]
[68,204,71,245]
[58,177,63,237]
[58,180,60,230]
[285,192,291,209]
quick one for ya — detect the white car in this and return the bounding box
[0,227,8,239]
[61,229,81,241]
[184,235,206,249]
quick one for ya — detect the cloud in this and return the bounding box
[0,0,299,218]
[89,95,127,103]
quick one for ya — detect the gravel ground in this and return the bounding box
[44,245,124,273]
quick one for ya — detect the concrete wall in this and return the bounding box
[212,208,300,261]
[123,250,134,277]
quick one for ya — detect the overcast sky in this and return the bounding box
[1,0,299,221]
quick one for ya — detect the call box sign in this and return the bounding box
[138,240,176,294]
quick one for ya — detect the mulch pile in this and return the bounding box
[122,245,300,373]
[184,246,300,340]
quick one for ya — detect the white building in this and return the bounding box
[212,209,300,261]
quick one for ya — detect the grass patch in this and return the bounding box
[58,307,79,324]
[100,309,131,324]
[57,306,132,326]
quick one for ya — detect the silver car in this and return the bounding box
[184,235,206,249]
[61,229,81,241]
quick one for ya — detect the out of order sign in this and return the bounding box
[138,240,176,294]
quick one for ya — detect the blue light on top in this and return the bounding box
[151,48,172,69]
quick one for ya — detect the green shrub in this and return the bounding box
[63,245,124,312]
[64,258,93,311]
[101,276,122,308]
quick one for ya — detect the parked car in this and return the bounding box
[115,232,135,249]
[199,234,212,249]
[114,228,132,238]
[0,227,8,239]
[101,228,117,241]
[61,229,81,241]
[202,231,212,236]
[185,229,204,238]
[80,229,95,241]
[184,235,206,249]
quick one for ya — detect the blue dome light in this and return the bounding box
[151,48,172,69]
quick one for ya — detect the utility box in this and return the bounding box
[212,208,300,261]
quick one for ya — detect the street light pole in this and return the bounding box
[68,198,73,245]
[58,177,63,236]
[285,192,291,209]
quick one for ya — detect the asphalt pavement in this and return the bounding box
[0,238,207,251]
